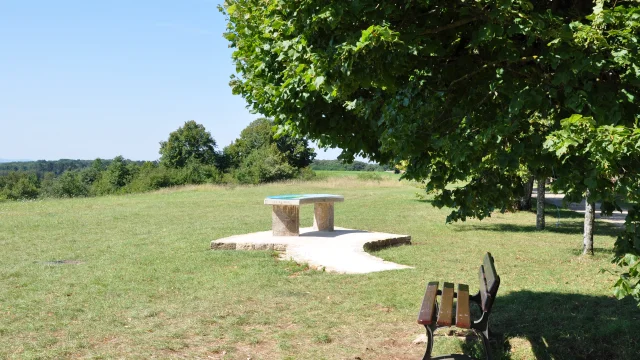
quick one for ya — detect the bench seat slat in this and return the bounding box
[437,282,455,326]
[417,282,439,325]
[455,284,471,329]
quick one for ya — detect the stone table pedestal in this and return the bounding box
[313,202,334,231]
[271,205,300,236]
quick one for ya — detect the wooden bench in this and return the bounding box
[264,194,344,236]
[417,253,500,360]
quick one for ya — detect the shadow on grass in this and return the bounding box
[415,198,434,202]
[453,220,621,239]
[456,291,640,360]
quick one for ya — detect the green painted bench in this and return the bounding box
[417,253,500,360]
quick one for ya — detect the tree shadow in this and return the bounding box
[416,198,435,205]
[456,291,640,359]
[452,220,622,239]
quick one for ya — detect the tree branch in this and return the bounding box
[422,16,481,35]
[448,61,499,89]
[449,56,540,89]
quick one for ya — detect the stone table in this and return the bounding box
[264,194,344,236]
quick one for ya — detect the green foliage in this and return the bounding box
[0,159,93,177]
[159,120,219,168]
[224,118,274,168]
[224,118,316,170]
[612,205,640,307]
[298,166,316,181]
[0,171,39,200]
[0,158,141,178]
[223,0,640,304]
[0,156,226,200]
[222,0,640,216]
[46,171,89,198]
[356,172,383,182]
[310,159,390,171]
[39,172,57,196]
[125,161,222,193]
[79,159,105,186]
[545,115,640,302]
[104,156,133,191]
[235,144,297,184]
[544,115,640,208]
[276,132,317,169]
[121,162,170,193]
[177,159,223,185]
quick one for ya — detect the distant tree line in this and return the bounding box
[0,159,147,177]
[0,119,317,201]
[310,160,391,172]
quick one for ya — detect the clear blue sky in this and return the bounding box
[0,0,341,161]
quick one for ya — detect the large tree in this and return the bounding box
[222,1,640,302]
[159,121,219,168]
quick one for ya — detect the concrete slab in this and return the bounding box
[211,227,412,274]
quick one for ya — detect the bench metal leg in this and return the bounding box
[422,325,435,360]
[272,205,300,236]
[471,312,492,360]
[477,329,491,360]
[313,202,334,231]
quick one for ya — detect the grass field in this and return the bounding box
[1,174,638,359]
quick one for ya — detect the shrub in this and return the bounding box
[0,172,40,200]
[91,176,116,196]
[92,156,135,195]
[220,172,239,186]
[298,167,316,181]
[104,156,133,189]
[48,171,89,198]
[235,144,297,184]
[177,159,222,185]
[124,162,168,193]
[356,172,383,182]
[124,161,222,193]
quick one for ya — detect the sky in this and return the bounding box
[0,0,342,161]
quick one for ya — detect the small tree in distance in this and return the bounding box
[159,121,219,168]
[223,118,316,174]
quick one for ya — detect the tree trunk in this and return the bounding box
[583,191,595,256]
[517,176,535,210]
[536,176,545,230]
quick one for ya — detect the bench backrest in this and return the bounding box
[478,252,500,312]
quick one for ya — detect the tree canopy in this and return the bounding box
[222,1,640,303]
[222,0,640,218]
[224,118,316,170]
[159,120,219,168]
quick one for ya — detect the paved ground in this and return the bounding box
[211,227,413,274]
[539,192,627,226]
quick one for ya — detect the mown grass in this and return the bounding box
[315,170,400,180]
[1,174,638,359]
